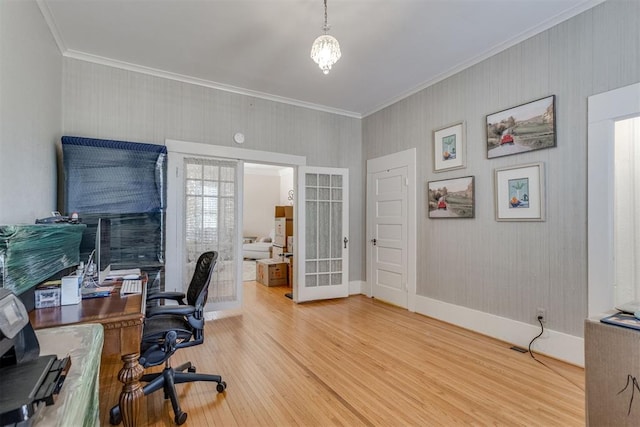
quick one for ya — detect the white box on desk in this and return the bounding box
[61,275,82,305]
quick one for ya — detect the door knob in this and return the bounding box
[371,238,377,246]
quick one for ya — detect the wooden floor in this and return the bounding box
[99,282,585,426]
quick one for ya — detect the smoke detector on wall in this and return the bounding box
[233,132,245,144]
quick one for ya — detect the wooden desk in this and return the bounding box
[29,282,147,427]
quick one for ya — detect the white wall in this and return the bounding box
[279,168,294,206]
[243,173,280,239]
[243,164,294,238]
[0,1,62,224]
[363,0,640,341]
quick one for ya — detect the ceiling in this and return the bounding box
[38,0,604,118]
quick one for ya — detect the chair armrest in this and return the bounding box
[146,305,196,318]
[146,291,186,304]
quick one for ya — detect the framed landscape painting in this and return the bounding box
[427,176,474,218]
[433,122,465,172]
[494,163,545,221]
[486,95,556,159]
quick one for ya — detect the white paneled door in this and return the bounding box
[369,167,408,308]
[296,167,349,302]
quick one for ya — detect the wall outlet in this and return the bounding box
[536,307,547,323]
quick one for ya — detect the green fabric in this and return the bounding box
[36,323,104,426]
[0,224,86,295]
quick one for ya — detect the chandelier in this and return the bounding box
[310,0,341,75]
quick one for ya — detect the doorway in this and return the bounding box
[164,140,351,309]
[242,163,294,283]
[165,139,305,311]
[587,82,640,316]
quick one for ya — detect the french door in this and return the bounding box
[167,153,243,311]
[296,166,349,302]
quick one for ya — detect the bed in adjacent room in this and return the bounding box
[243,237,272,260]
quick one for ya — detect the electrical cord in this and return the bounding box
[618,374,640,415]
[528,316,584,391]
[527,316,544,356]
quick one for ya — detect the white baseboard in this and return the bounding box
[351,288,584,366]
[413,295,585,366]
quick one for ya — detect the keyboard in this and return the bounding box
[120,279,142,296]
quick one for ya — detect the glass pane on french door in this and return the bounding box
[298,166,348,302]
[183,157,238,304]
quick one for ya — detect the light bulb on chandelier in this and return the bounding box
[310,0,341,75]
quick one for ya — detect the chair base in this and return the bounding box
[109,361,226,425]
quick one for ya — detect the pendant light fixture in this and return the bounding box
[310,0,341,75]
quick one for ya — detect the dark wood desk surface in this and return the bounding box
[30,281,147,357]
[30,290,144,326]
[30,279,147,427]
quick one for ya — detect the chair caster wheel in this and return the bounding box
[217,381,227,393]
[109,412,121,425]
[175,411,188,425]
[188,366,196,373]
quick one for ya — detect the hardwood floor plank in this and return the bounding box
[99,281,584,426]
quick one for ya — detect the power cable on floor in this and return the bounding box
[528,316,584,391]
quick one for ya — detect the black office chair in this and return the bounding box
[110,251,227,425]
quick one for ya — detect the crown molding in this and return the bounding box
[362,0,606,117]
[36,0,66,54]
[36,0,361,120]
[37,0,603,120]
[62,50,362,119]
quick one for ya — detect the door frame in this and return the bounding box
[165,139,306,309]
[366,148,417,312]
[588,82,640,317]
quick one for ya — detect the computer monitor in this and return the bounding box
[95,218,111,284]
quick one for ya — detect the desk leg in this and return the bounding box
[117,353,144,426]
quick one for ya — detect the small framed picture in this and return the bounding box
[486,95,556,159]
[427,176,474,218]
[433,122,465,172]
[494,163,545,221]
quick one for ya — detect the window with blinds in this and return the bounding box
[184,157,237,303]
